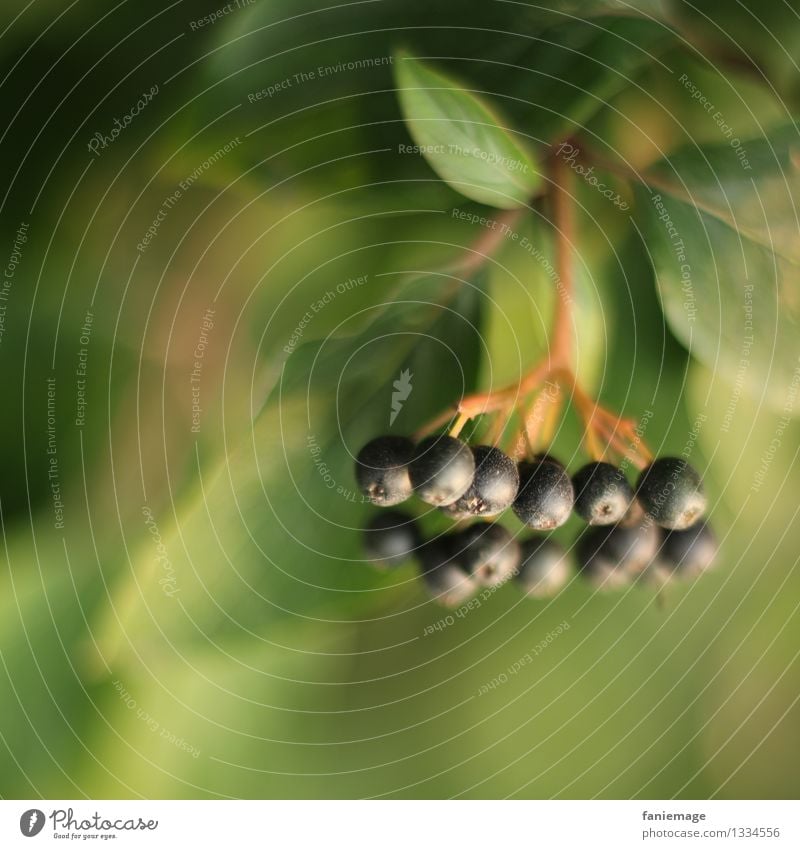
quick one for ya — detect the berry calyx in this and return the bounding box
[636,457,707,530]
[456,522,521,587]
[442,445,519,518]
[409,435,475,506]
[362,511,421,568]
[513,456,574,530]
[572,461,634,526]
[355,435,414,506]
[516,538,570,598]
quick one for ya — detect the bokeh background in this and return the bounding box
[1,0,799,799]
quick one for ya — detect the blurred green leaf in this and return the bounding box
[635,124,800,412]
[92,268,486,670]
[394,53,541,208]
[675,0,800,111]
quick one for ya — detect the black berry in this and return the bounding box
[513,457,574,530]
[442,445,519,518]
[516,538,570,598]
[577,519,658,588]
[659,521,718,579]
[636,457,706,530]
[355,435,414,506]
[420,538,477,607]
[455,522,521,587]
[573,461,634,526]
[409,435,475,506]
[362,511,421,568]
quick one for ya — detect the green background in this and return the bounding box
[1,0,799,799]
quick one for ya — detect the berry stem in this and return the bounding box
[538,380,564,448]
[413,146,656,468]
[448,411,471,439]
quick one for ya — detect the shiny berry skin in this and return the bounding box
[442,445,519,518]
[420,538,477,607]
[659,521,718,578]
[456,522,521,587]
[636,457,707,530]
[516,538,570,598]
[577,520,658,588]
[362,511,421,568]
[513,457,574,530]
[409,435,475,506]
[355,436,414,506]
[573,462,634,526]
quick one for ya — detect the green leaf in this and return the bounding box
[394,53,541,208]
[92,269,486,670]
[635,124,800,412]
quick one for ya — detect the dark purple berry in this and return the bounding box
[637,457,706,530]
[513,457,574,530]
[455,522,521,587]
[355,436,414,506]
[577,520,658,589]
[516,538,570,598]
[419,538,477,607]
[362,511,421,568]
[573,462,634,526]
[409,435,475,506]
[442,445,519,518]
[659,521,718,579]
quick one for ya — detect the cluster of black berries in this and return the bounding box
[364,511,570,606]
[355,434,716,605]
